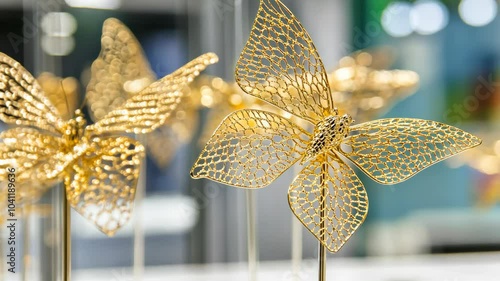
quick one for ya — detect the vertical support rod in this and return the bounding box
[236,1,257,280]
[291,165,302,281]
[62,188,71,281]
[22,212,30,281]
[318,160,327,281]
[245,190,258,281]
[134,136,147,281]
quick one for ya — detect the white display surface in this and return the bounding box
[74,252,500,281]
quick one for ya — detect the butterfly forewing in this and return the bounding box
[65,136,144,236]
[235,0,334,123]
[87,52,218,135]
[86,18,156,122]
[0,53,64,134]
[288,153,368,252]
[191,109,310,188]
[341,118,482,184]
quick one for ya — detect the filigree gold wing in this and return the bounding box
[288,152,368,252]
[340,118,482,184]
[191,109,309,188]
[0,53,64,133]
[86,52,218,135]
[0,127,63,203]
[65,136,144,236]
[86,18,156,121]
[235,0,334,123]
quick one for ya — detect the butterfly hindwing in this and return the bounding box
[288,152,368,252]
[235,0,334,123]
[0,53,64,133]
[65,136,144,236]
[341,118,482,184]
[191,109,310,188]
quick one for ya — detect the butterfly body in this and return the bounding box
[61,110,86,151]
[303,113,352,164]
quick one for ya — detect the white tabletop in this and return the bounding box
[73,252,500,281]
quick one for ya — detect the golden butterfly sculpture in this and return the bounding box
[86,18,202,168]
[0,73,73,224]
[330,48,420,123]
[0,50,217,235]
[191,0,481,252]
[0,73,80,207]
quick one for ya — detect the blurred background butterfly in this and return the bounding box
[191,0,481,252]
[86,18,203,169]
[193,75,287,147]
[329,47,420,123]
[0,49,217,235]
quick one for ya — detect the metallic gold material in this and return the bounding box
[328,48,419,123]
[37,72,79,120]
[87,18,203,168]
[0,48,217,235]
[133,135,147,281]
[318,160,327,281]
[329,49,419,123]
[63,187,71,281]
[192,0,481,253]
[192,76,243,146]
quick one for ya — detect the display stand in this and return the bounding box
[245,190,258,281]
[22,211,30,281]
[235,2,258,281]
[62,189,71,281]
[291,206,302,281]
[318,161,327,281]
[134,137,147,281]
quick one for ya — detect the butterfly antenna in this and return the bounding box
[60,79,72,119]
[78,93,88,112]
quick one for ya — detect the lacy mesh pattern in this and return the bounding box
[288,153,368,252]
[191,109,309,188]
[342,118,482,184]
[66,137,144,236]
[0,53,63,133]
[235,0,333,123]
